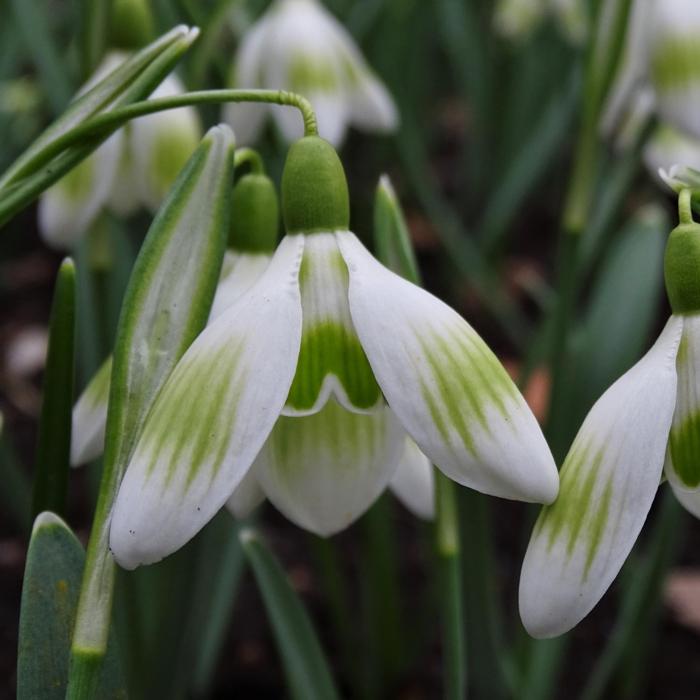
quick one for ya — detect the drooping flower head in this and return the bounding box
[223,0,398,146]
[39,53,201,249]
[109,135,558,569]
[519,190,700,639]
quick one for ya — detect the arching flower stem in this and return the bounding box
[0,90,317,227]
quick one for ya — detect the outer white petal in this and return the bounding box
[129,74,202,212]
[665,315,700,490]
[71,356,112,466]
[226,464,266,519]
[649,0,700,139]
[223,12,272,144]
[37,131,122,249]
[519,316,682,639]
[106,125,141,216]
[257,398,403,536]
[389,437,435,520]
[110,234,304,569]
[347,73,398,134]
[337,231,558,504]
[208,251,272,321]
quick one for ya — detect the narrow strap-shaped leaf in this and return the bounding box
[31,258,76,519]
[240,529,340,700]
[17,512,125,699]
[68,124,235,692]
[0,24,197,189]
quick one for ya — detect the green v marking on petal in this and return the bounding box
[415,324,519,455]
[286,321,381,411]
[535,440,613,580]
[669,410,700,487]
[652,36,700,91]
[142,341,245,491]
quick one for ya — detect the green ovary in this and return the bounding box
[535,440,613,579]
[286,322,380,412]
[669,412,700,487]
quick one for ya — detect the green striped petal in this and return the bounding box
[130,74,202,212]
[37,131,122,249]
[283,232,381,416]
[519,317,682,639]
[71,356,112,467]
[665,314,700,489]
[389,437,434,521]
[650,0,700,139]
[257,398,403,536]
[337,231,558,503]
[110,234,304,569]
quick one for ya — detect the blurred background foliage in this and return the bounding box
[2,0,700,698]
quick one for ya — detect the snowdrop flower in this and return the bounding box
[70,170,279,467]
[223,0,398,147]
[493,0,587,44]
[604,0,700,151]
[108,135,558,569]
[520,190,700,639]
[38,52,201,250]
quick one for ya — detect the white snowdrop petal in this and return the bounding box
[389,437,435,520]
[110,234,304,569]
[337,231,558,504]
[519,316,683,639]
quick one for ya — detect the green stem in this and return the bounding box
[0,90,317,228]
[2,89,316,188]
[361,496,404,696]
[679,188,693,225]
[435,472,466,700]
[233,147,265,175]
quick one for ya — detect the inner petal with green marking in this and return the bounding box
[668,317,700,488]
[283,233,381,416]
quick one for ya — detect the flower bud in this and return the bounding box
[229,173,279,253]
[281,136,349,234]
[110,0,155,49]
[665,196,700,314]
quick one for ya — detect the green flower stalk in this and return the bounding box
[108,135,558,569]
[520,189,700,638]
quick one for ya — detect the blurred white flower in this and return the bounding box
[493,0,588,44]
[38,52,201,250]
[223,0,398,147]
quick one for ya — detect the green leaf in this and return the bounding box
[0,24,198,190]
[17,512,125,699]
[240,529,340,700]
[68,124,235,686]
[31,258,76,519]
[373,174,421,285]
[573,206,667,424]
[9,0,73,114]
